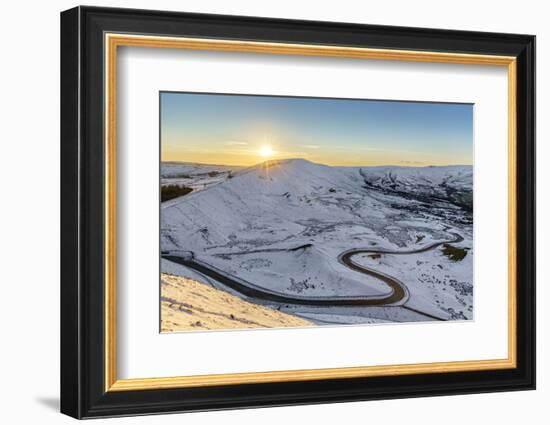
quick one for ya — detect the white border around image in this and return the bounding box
[116,46,509,380]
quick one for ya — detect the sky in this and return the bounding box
[160,92,473,167]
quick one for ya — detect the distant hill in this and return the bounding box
[161,158,472,252]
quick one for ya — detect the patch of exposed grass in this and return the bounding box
[441,244,468,262]
[161,184,193,202]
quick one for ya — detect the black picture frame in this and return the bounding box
[61,5,535,419]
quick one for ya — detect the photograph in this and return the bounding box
[159,92,474,332]
[58,5,536,418]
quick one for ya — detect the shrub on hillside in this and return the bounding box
[441,244,468,261]
[161,184,193,202]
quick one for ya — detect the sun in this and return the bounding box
[259,145,274,158]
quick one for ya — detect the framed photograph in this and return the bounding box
[60,6,535,419]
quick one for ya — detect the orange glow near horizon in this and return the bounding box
[160,135,473,167]
[160,92,473,168]
[161,146,473,168]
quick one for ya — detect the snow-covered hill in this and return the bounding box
[161,161,239,178]
[161,161,242,194]
[359,165,473,211]
[161,159,473,323]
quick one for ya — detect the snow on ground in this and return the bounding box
[160,158,473,326]
[161,273,312,332]
[161,258,219,287]
[161,162,243,194]
[353,240,473,320]
[207,247,391,297]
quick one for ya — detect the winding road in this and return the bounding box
[162,231,463,320]
[339,231,463,304]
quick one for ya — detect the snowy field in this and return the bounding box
[161,162,242,194]
[160,159,473,326]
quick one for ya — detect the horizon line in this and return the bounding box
[161,158,473,168]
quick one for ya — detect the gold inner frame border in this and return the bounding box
[104,33,517,392]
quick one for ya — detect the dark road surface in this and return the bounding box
[163,232,463,320]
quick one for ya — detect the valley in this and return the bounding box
[160,159,473,330]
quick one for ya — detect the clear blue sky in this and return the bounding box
[161,91,473,166]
